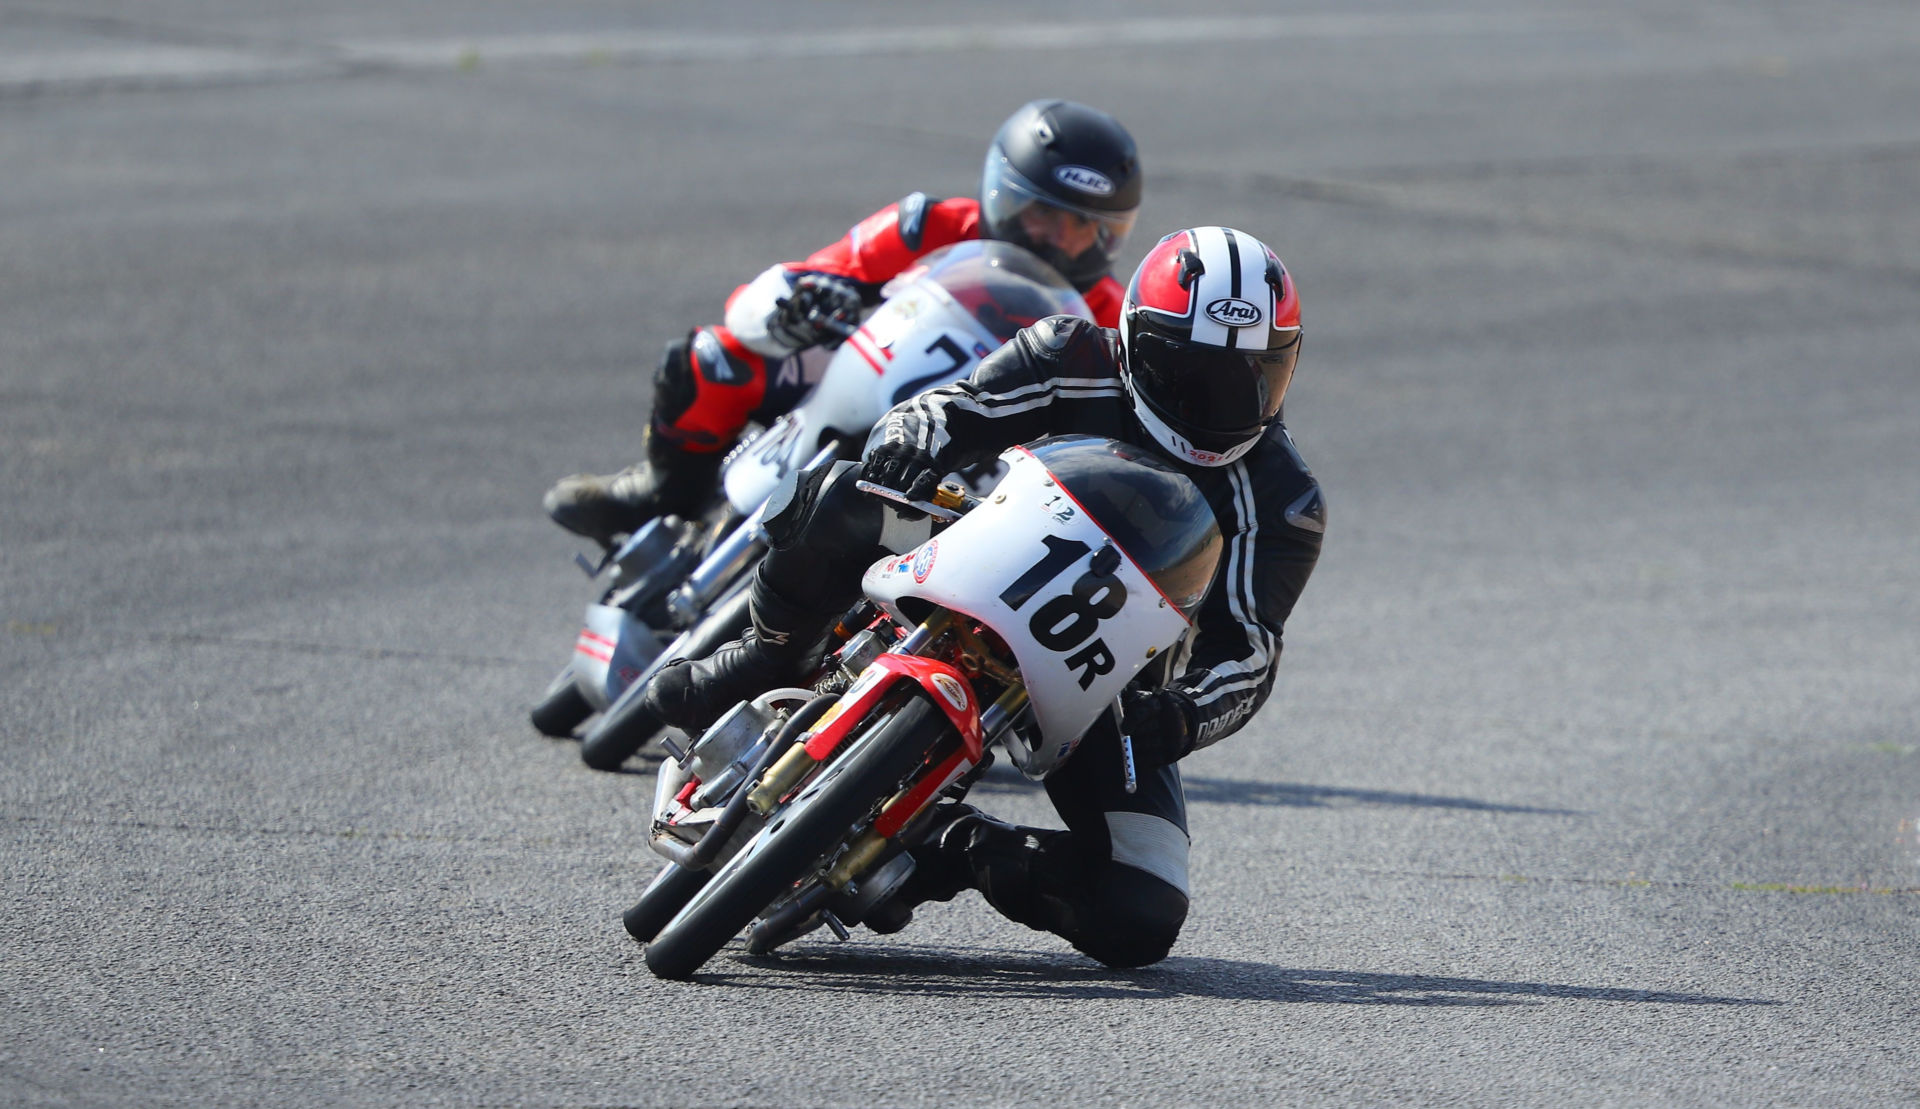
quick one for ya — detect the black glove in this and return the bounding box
[860,439,942,502]
[1119,688,1198,769]
[767,273,863,351]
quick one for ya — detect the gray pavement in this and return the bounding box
[3,2,1917,1105]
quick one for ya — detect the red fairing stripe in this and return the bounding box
[847,328,890,374]
[802,654,985,763]
[574,629,615,663]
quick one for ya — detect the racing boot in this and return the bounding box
[542,425,721,547]
[862,803,1004,934]
[641,575,835,733]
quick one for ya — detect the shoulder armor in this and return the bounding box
[1028,313,1084,352]
[1283,486,1327,534]
[1245,424,1325,535]
[897,192,931,251]
[1016,315,1122,380]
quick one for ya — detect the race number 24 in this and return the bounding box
[998,535,1126,690]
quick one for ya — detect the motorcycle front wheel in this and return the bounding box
[643,693,949,980]
[623,862,712,943]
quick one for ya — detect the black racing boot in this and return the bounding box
[543,425,722,547]
[641,579,832,733]
[862,804,1006,934]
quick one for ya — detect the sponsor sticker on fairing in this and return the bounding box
[930,672,970,713]
[911,540,938,584]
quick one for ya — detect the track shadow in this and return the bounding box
[967,763,1575,816]
[1179,776,1578,815]
[695,943,1772,1008]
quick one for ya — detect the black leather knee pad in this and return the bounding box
[761,459,881,558]
[760,458,848,550]
[959,824,1187,967]
[1070,868,1189,969]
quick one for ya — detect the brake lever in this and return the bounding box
[853,480,964,522]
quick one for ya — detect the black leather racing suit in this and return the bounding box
[757,314,1325,967]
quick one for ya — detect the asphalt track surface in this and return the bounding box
[4,2,1918,1105]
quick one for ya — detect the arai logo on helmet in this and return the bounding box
[1205,297,1263,328]
[1053,165,1115,196]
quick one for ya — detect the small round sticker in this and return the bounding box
[911,540,938,584]
[930,672,970,712]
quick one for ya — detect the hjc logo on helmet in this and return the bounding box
[1204,297,1262,327]
[1053,165,1115,196]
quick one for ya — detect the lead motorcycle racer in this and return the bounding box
[641,226,1326,968]
[544,99,1144,548]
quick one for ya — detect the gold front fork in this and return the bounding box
[747,610,956,818]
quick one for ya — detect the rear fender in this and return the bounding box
[572,603,666,709]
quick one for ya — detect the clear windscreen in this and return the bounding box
[881,241,1092,343]
[1021,435,1223,618]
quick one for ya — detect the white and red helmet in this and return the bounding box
[1119,227,1302,467]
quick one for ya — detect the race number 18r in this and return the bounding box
[998,535,1127,690]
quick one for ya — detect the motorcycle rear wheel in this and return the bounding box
[530,667,593,738]
[579,683,662,770]
[643,694,948,980]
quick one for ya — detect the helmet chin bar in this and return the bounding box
[1124,377,1261,468]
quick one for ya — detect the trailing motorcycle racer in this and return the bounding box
[641,226,1326,968]
[544,99,1143,548]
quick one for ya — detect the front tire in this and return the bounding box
[643,694,950,980]
[623,863,712,943]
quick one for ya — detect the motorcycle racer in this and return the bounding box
[642,227,1325,969]
[544,99,1144,547]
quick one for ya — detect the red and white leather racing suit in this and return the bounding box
[652,193,1125,454]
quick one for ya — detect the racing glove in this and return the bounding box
[860,439,942,502]
[766,273,864,352]
[1119,688,1199,769]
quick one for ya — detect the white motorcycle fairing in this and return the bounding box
[861,443,1210,779]
[722,241,1091,513]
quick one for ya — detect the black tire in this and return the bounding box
[623,863,712,943]
[644,694,950,980]
[579,682,662,770]
[530,668,593,738]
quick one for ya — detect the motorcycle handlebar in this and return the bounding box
[852,479,971,522]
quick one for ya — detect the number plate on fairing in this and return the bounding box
[862,449,1191,777]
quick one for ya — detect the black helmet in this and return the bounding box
[979,100,1141,292]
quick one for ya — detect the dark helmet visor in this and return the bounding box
[980,152,1136,289]
[1128,329,1300,440]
